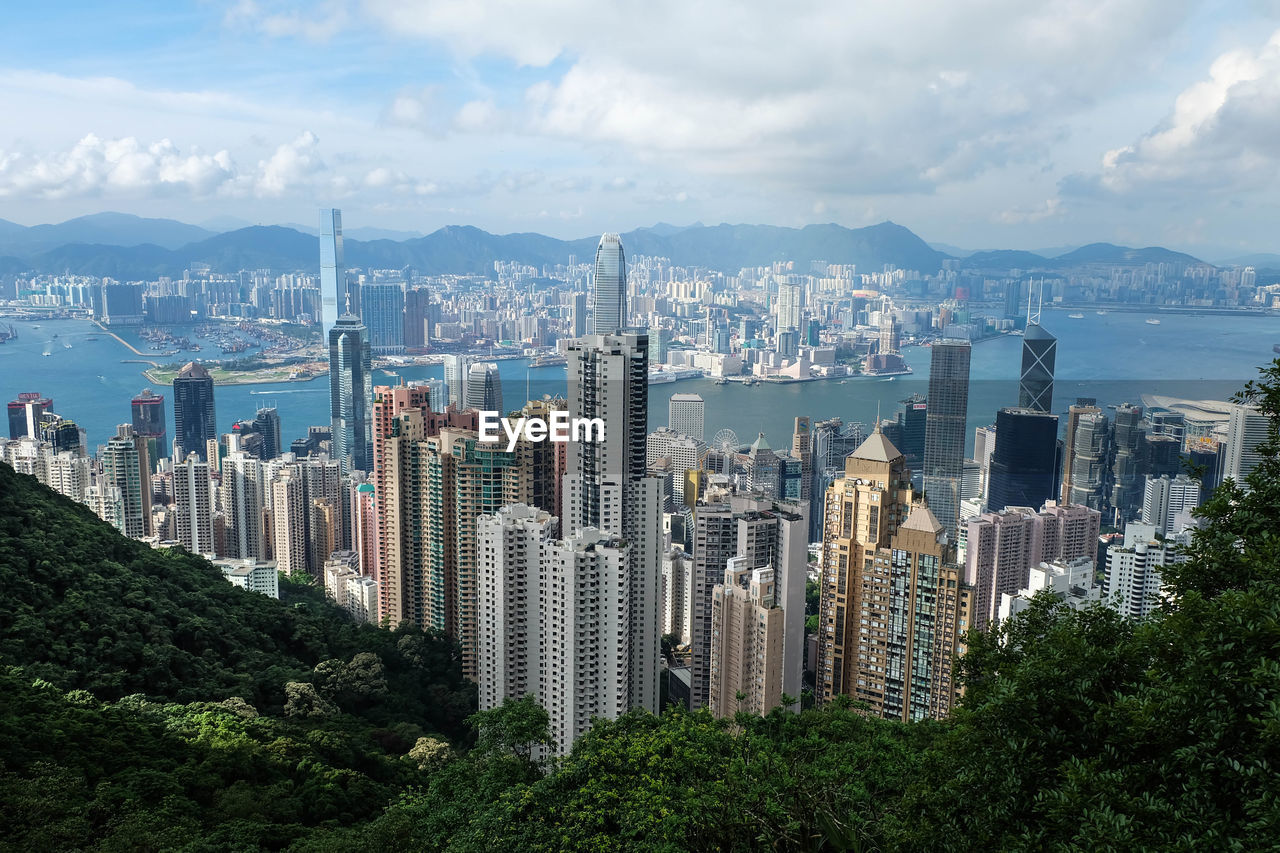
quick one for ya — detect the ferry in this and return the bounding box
[1068,312,1085,319]
[1145,318,1161,325]
[714,378,729,385]
[1096,310,1108,315]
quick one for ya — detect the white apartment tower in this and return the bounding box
[174,453,214,556]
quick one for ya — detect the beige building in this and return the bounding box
[817,426,974,721]
[709,557,784,718]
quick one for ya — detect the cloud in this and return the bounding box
[225,0,350,41]
[1066,29,1280,197]
[0,134,238,200]
[360,0,1196,195]
[254,131,324,196]
[995,198,1063,224]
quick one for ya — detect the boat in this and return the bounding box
[838,380,848,385]
[1096,310,1108,315]
[714,378,729,385]
[1068,313,1085,319]
[63,344,71,349]
[1146,318,1161,325]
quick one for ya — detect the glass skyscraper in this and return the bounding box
[362,282,406,355]
[319,208,349,338]
[173,362,216,462]
[1019,322,1057,413]
[590,233,627,334]
[464,362,504,414]
[986,407,1059,511]
[329,313,372,474]
[922,339,971,536]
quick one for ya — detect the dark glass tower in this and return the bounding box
[896,393,927,473]
[328,313,372,474]
[986,408,1059,511]
[463,362,504,413]
[922,339,971,536]
[1018,322,1056,413]
[173,363,216,461]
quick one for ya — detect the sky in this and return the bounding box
[1,1,1280,256]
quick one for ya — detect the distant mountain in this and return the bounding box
[0,212,216,255]
[1051,242,1206,267]
[0,214,1225,278]
[928,242,972,257]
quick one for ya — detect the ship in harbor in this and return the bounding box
[1146,318,1161,325]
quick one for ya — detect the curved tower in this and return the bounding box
[590,233,627,334]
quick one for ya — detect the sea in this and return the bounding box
[2,308,1278,455]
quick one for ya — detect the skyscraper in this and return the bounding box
[986,408,1059,512]
[362,281,406,355]
[444,354,470,408]
[7,392,51,440]
[816,428,973,719]
[130,389,168,464]
[100,424,152,539]
[571,290,588,337]
[1141,473,1201,536]
[172,363,216,462]
[319,208,348,337]
[1061,399,1103,503]
[1110,404,1145,522]
[709,558,784,718]
[922,339,971,536]
[668,393,705,441]
[564,332,661,714]
[464,362,504,413]
[329,313,373,474]
[1224,403,1270,490]
[590,233,627,334]
[1019,322,1056,413]
[219,450,266,560]
[776,282,803,332]
[173,453,214,556]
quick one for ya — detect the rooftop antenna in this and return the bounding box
[1027,278,1043,326]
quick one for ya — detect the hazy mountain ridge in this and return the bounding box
[0,212,1227,279]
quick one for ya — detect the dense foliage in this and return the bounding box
[3,362,1280,850]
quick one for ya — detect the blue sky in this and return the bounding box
[2,1,1279,256]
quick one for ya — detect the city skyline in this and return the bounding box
[2,4,1280,256]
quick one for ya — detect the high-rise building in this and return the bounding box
[1060,398,1102,503]
[896,394,928,474]
[7,392,52,440]
[173,363,216,462]
[776,283,803,332]
[791,416,813,507]
[590,233,627,334]
[965,501,1101,630]
[1065,409,1110,510]
[476,504,556,720]
[219,450,266,560]
[1110,404,1145,522]
[233,407,283,461]
[363,282,406,355]
[444,354,470,408]
[403,287,433,350]
[709,558,784,718]
[563,332,661,714]
[922,339,971,536]
[174,453,214,556]
[100,424,152,539]
[816,427,975,719]
[668,393,705,441]
[745,433,779,498]
[1224,403,1270,490]
[1104,523,1191,619]
[271,469,308,576]
[1018,323,1056,413]
[130,389,168,465]
[661,548,693,644]
[987,408,1059,512]
[689,492,806,711]
[328,313,373,474]
[464,362,504,413]
[1141,473,1202,536]
[571,290,588,338]
[319,208,349,337]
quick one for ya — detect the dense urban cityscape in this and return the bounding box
[4,2,1280,848]
[3,210,1277,757]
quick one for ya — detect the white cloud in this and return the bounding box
[0,134,238,200]
[254,131,324,196]
[996,198,1063,224]
[1068,29,1280,196]
[225,0,350,41]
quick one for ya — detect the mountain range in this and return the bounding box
[0,211,1249,280]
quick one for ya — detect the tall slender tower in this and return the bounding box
[174,453,214,556]
[1018,284,1056,413]
[464,362,504,413]
[100,424,152,539]
[590,233,627,334]
[172,363,216,463]
[444,354,470,408]
[329,313,373,474]
[564,330,661,714]
[922,340,971,536]
[319,208,347,338]
[131,388,168,465]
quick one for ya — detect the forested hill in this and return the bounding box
[4,361,1280,850]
